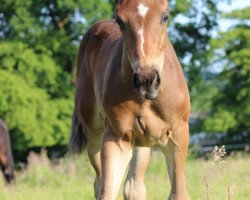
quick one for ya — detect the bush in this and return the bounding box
[0,69,73,151]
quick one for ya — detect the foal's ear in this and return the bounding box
[116,0,123,5]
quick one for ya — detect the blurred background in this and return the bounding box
[0,0,249,199]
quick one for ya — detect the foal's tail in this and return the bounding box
[68,109,87,154]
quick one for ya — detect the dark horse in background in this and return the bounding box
[0,119,15,184]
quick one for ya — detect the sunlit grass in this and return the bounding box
[0,150,249,200]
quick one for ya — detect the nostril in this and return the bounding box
[133,73,141,88]
[152,72,158,84]
[152,71,161,88]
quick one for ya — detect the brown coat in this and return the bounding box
[69,1,190,199]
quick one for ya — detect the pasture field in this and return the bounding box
[0,150,249,200]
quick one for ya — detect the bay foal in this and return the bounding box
[69,0,190,199]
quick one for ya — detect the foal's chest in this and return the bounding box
[132,110,172,146]
[105,100,173,147]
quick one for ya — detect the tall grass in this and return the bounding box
[0,149,249,200]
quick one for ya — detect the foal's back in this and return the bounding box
[76,20,125,108]
[76,20,122,79]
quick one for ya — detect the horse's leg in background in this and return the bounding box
[161,122,190,200]
[0,130,15,184]
[0,151,14,184]
[0,151,7,180]
[98,127,132,200]
[124,147,151,200]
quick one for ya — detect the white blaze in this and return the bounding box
[138,28,145,57]
[138,3,149,17]
[137,4,148,58]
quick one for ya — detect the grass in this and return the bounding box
[0,149,249,200]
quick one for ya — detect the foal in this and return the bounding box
[69,0,190,199]
[0,120,15,184]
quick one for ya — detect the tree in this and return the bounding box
[167,0,225,113]
[0,0,112,152]
[0,69,73,151]
[203,7,250,133]
[0,0,112,75]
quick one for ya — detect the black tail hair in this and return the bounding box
[68,109,87,154]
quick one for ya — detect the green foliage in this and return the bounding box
[168,0,224,113]
[172,0,193,13]
[225,7,250,19]
[203,7,250,133]
[204,108,237,132]
[0,69,73,151]
[0,0,112,73]
[0,0,112,151]
[0,41,60,95]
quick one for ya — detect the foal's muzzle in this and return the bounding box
[132,69,161,100]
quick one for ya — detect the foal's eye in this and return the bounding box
[161,13,169,23]
[115,16,125,31]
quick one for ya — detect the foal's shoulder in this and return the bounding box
[84,20,121,42]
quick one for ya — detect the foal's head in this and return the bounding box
[116,0,169,100]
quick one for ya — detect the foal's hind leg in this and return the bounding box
[75,68,103,198]
[77,112,103,198]
[78,108,103,198]
[124,147,151,200]
[85,126,103,198]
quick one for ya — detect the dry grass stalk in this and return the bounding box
[27,149,50,170]
[203,145,227,199]
[227,184,235,200]
[203,174,210,200]
[212,145,226,165]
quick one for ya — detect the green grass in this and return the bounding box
[0,150,249,200]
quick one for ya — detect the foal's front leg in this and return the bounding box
[124,147,151,200]
[98,127,132,200]
[162,122,190,200]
